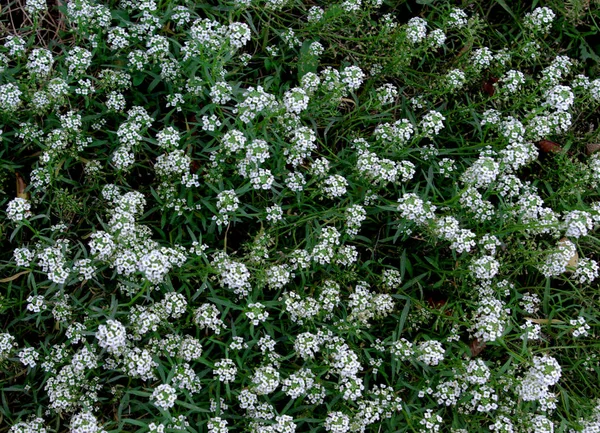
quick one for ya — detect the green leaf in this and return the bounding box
[298,40,320,80]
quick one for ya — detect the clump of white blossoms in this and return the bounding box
[469,255,500,280]
[544,85,574,112]
[520,292,541,314]
[70,411,107,433]
[471,47,494,71]
[207,417,228,433]
[570,316,591,338]
[324,411,351,433]
[25,0,47,15]
[406,17,427,44]
[96,319,127,354]
[347,281,395,327]
[538,238,578,277]
[375,83,398,105]
[214,358,237,383]
[194,303,225,334]
[499,69,525,94]
[419,409,443,433]
[416,340,445,366]
[518,354,561,405]
[524,7,555,34]
[9,417,49,433]
[572,258,599,285]
[251,365,280,395]
[420,110,446,136]
[212,252,252,297]
[213,189,240,226]
[446,69,466,91]
[151,384,177,410]
[460,156,500,189]
[448,7,468,28]
[397,193,436,226]
[471,296,509,343]
[321,174,348,199]
[283,87,309,113]
[18,347,39,368]
[563,210,594,238]
[340,65,365,91]
[0,333,16,361]
[245,302,269,325]
[6,197,33,222]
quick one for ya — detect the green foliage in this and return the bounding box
[1,1,600,433]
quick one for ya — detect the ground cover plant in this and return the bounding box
[1,0,600,431]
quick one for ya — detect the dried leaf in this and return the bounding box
[524,317,564,325]
[586,143,600,155]
[560,237,579,272]
[0,270,30,283]
[469,338,486,357]
[190,160,201,173]
[16,172,29,200]
[482,76,498,96]
[537,139,562,153]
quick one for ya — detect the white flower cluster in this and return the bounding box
[25,0,47,15]
[406,17,427,44]
[212,252,252,296]
[570,316,590,338]
[356,148,415,185]
[419,409,443,433]
[572,258,599,285]
[212,189,240,226]
[9,417,48,433]
[246,302,269,325]
[374,118,414,146]
[538,238,577,277]
[194,303,225,334]
[235,85,279,123]
[518,354,561,406]
[252,364,280,395]
[96,319,127,354]
[19,347,39,368]
[524,7,555,34]
[214,358,237,383]
[375,83,398,105]
[70,412,106,433]
[285,126,317,167]
[499,69,525,94]
[471,295,508,342]
[151,384,177,410]
[433,216,477,253]
[469,255,500,280]
[420,110,446,136]
[563,210,593,238]
[471,47,493,71]
[321,174,348,199]
[324,411,350,433]
[460,156,500,189]
[416,340,445,366]
[347,282,395,327]
[520,292,541,314]
[6,197,33,222]
[446,69,466,91]
[397,193,436,226]
[448,7,468,28]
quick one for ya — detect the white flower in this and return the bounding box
[6,198,32,222]
[251,365,280,395]
[151,384,177,410]
[96,319,127,354]
[416,340,445,366]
